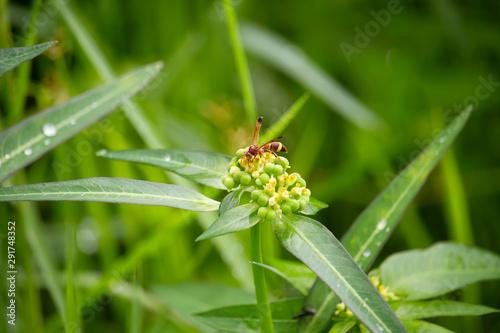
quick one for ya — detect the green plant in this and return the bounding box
[2,2,500,331]
[1,40,499,333]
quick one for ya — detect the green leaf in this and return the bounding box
[396,300,499,320]
[196,203,260,241]
[99,149,231,189]
[328,319,357,333]
[300,106,472,332]
[301,197,328,216]
[241,23,384,131]
[195,299,303,333]
[0,177,219,211]
[380,242,500,300]
[152,283,255,332]
[0,62,163,184]
[0,41,57,77]
[219,188,244,216]
[260,92,310,144]
[402,320,454,333]
[274,214,407,333]
[250,259,316,296]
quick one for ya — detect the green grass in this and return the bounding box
[1,1,500,332]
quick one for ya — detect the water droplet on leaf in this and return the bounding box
[42,123,57,137]
[24,148,33,156]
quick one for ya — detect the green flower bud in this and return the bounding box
[277,157,289,168]
[299,198,307,211]
[258,194,270,207]
[264,164,274,175]
[222,176,235,189]
[258,207,268,219]
[259,173,270,185]
[275,208,282,217]
[297,177,306,188]
[286,173,297,187]
[273,164,284,176]
[251,190,262,202]
[236,148,246,158]
[240,173,252,186]
[265,209,276,221]
[303,188,311,197]
[290,199,300,212]
[232,171,243,183]
[281,203,292,215]
[255,178,263,187]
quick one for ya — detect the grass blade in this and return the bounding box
[241,23,384,131]
[196,203,260,241]
[300,106,472,332]
[260,92,310,144]
[99,149,231,190]
[223,0,257,124]
[0,63,163,184]
[275,214,407,333]
[0,41,57,77]
[396,300,499,320]
[0,177,220,211]
[380,242,500,300]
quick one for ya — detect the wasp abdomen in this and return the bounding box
[269,142,287,153]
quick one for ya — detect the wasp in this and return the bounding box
[244,116,287,160]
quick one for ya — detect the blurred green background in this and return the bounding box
[1,0,499,332]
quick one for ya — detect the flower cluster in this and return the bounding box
[334,274,400,318]
[222,148,311,221]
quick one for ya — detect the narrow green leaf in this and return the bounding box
[219,189,244,216]
[0,177,219,211]
[328,319,357,333]
[196,203,260,241]
[152,283,255,332]
[301,197,328,216]
[402,320,454,333]
[300,106,472,332]
[396,300,499,320]
[99,149,231,190]
[380,242,500,300]
[274,214,407,333]
[260,92,310,144]
[0,41,57,76]
[0,62,163,184]
[250,260,315,296]
[195,299,303,333]
[241,23,384,131]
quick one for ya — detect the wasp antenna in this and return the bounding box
[253,116,263,145]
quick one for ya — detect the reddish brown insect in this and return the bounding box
[244,116,287,160]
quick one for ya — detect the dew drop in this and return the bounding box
[24,148,33,156]
[70,118,76,125]
[80,193,84,196]
[96,149,107,156]
[375,323,385,332]
[385,227,391,232]
[44,139,50,146]
[376,218,387,230]
[363,250,371,257]
[42,123,57,137]
[439,137,445,143]
[91,102,98,108]
[164,155,171,162]
[5,154,10,159]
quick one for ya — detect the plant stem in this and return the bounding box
[250,223,274,333]
[223,0,257,125]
